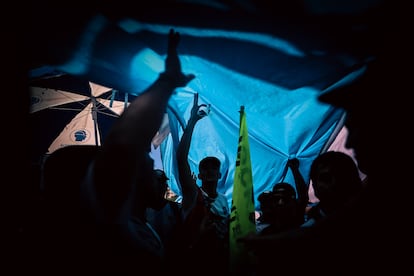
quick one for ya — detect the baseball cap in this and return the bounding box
[272,182,296,199]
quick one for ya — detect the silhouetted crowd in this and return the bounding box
[19,2,406,274]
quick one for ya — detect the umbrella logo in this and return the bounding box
[72,129,90,142]
[31,95,41,106]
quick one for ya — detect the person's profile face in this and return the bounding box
[312,164,338,201]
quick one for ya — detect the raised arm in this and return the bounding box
[287,158,309,210]
[92,29,195,222]
[176,93,209,218]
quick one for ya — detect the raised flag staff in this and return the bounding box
[229,106,256,273]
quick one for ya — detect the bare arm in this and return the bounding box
[287,158,309,210]
[176,93,209,218]
[93,29,195,222]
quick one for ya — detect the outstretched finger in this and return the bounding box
[193,92,199,106]
[168,28,180,54]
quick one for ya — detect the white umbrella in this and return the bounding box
[29,74,131,162]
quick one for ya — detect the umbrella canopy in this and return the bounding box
[29,73,134,164]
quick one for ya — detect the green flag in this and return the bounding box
[229,106,256,273]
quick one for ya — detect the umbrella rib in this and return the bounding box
[49,107,85,112]
[49,105,120,118]
[95,108,120,118]
[95,101,123,118]
[96,90,130,117]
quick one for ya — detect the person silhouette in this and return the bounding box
[173,93,230,274]
[80,28,195,273]
[239,10,405,273]
[302,151,363,227]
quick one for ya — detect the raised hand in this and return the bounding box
[162,29,195,87]
[287,158,299,170]
[190,93,210,121]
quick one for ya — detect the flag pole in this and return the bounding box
[229,105,256,273]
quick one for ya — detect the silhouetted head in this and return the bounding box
[154,169,169,181]
[310,151,363,214]
[272,182,296,199]
[198,156,221,197]
[258,182,302,228]
[139,164,169,211]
